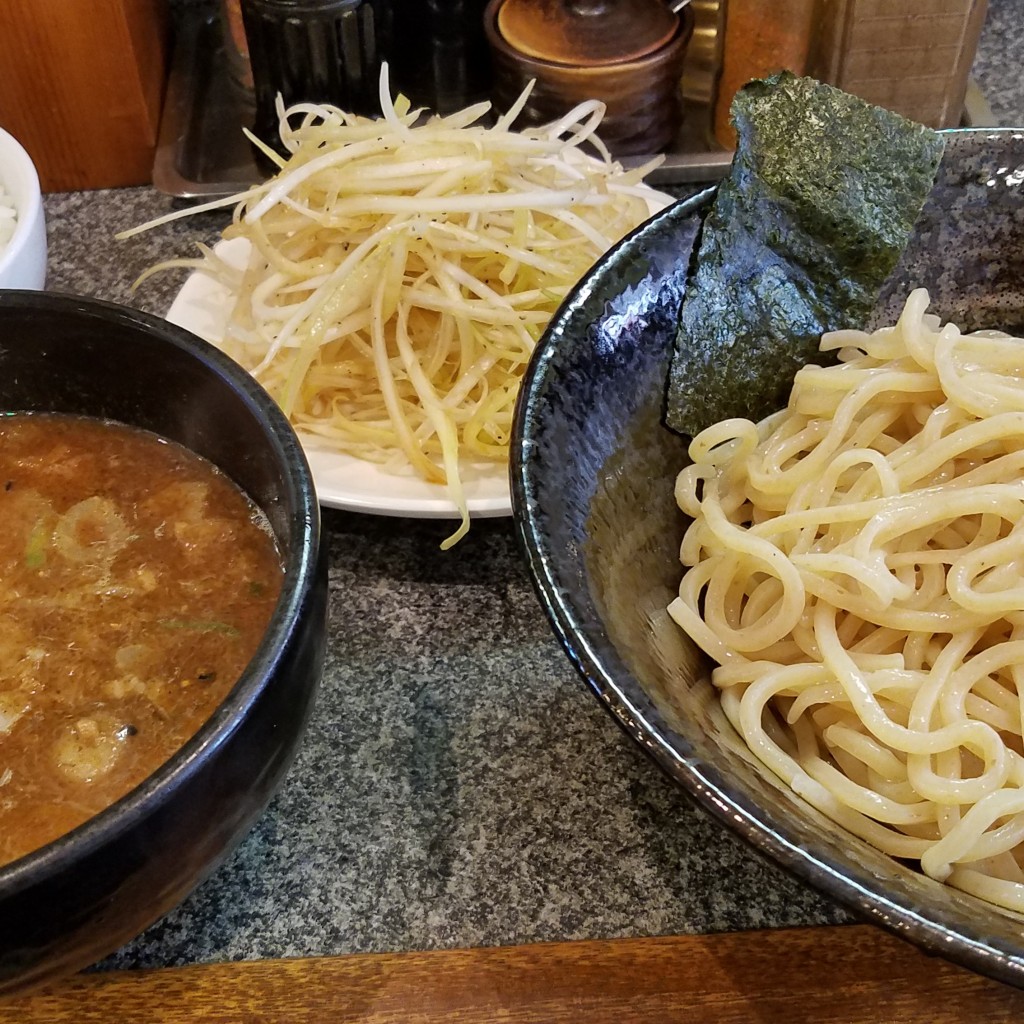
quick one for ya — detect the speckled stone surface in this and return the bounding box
[29,0,1022,970]
[972,0,1024,127]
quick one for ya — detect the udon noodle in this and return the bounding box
[669,288,1024,911]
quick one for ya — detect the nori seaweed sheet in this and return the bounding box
[665,72,945,437]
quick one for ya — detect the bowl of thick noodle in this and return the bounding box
[0,291,327,993]
[511,127,1024,986]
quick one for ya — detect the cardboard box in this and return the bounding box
[809,0,988,128]
[713,0,988,148]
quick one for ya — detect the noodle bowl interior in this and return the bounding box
[669,289,1024,913]
[0,413,283,867]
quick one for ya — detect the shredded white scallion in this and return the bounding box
[120,65,672,548]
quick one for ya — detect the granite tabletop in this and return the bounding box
[35,0,1022,971]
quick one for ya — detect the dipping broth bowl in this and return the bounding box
[511,128,1024,987]
[0,291,328,993]
[0,127,46,291]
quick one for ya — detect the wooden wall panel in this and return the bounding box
[0,0,170,192]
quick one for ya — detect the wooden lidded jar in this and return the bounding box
[484,0,695,157]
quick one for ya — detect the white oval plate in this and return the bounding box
[165,238,512,519]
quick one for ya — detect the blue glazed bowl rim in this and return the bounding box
[511,127,1024,987]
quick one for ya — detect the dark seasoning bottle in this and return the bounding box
[240,0,395,153]
[239,0,495,157]
[390,0,493,114]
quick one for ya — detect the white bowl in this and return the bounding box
[0,126,46,290]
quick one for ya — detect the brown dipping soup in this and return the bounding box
[0,413,284,866]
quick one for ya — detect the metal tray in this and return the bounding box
[153,8,995,199]
[153,8,735,198]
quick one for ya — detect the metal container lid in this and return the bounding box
[494,0,680,67]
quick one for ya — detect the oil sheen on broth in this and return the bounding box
[0,413,283,866]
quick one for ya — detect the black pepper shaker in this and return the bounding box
[240,0,393,153]
[390,0,491,114]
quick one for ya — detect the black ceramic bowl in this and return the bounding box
[0,291,328,993]
[512,128,1024,987]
